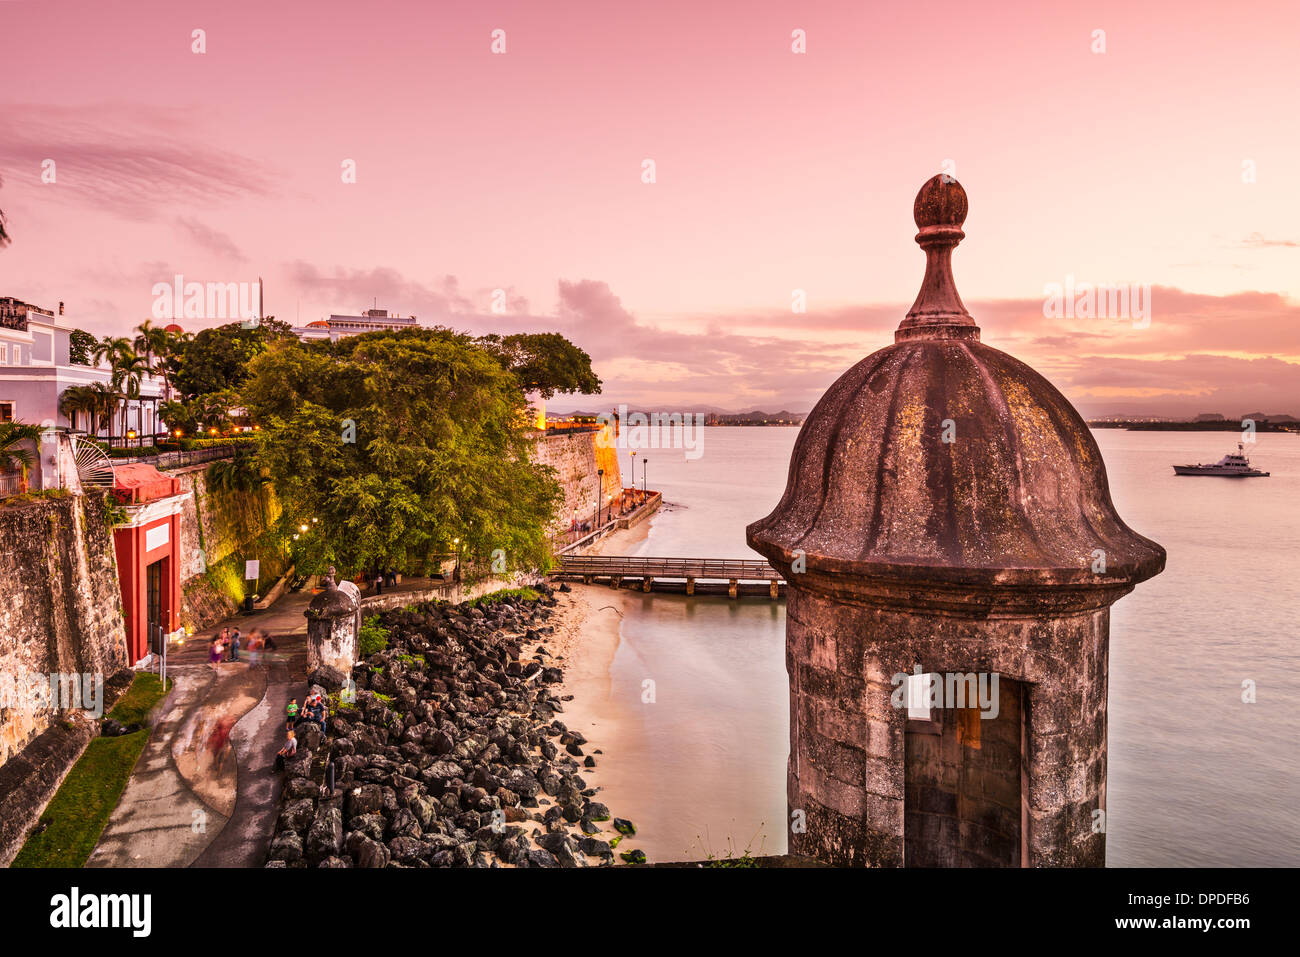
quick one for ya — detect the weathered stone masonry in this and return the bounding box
[749,176,1165,867]
[532,428,621,530]
[0,494,128,769]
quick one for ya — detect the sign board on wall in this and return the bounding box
[245,559,260,581]
[145,522,169,552]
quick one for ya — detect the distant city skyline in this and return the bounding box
[2,0,1298,417]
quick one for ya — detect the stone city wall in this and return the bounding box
[0,494,128,770]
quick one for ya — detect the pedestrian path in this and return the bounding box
[87,596,311,868]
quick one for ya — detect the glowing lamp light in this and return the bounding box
[299,524,308,533]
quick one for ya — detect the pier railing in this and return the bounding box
[554,554,784,597]
[557,555,782,582]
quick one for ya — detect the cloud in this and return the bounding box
[175,217,245,261]
[0,103,273,217]
[283,263,479,319]
[272,263,1300,417]
[1241,233,1300,249]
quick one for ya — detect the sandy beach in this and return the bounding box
[541,521,659,858]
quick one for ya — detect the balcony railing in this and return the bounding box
[0,471,25,499]
[106,441,256,471]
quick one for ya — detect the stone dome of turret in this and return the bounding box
[747,175,1165,590]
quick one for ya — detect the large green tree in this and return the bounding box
[172,318,293,398]
[241,329,561,578]
[69,329,97,365]
[476,332,602,398]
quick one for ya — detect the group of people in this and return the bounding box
[274,691,328,771]
[370,569,398,594]
[207,626,277,669]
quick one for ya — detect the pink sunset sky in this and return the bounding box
[1,0,1298,416]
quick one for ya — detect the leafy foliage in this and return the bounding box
[172,319,295,398]
[0,420,43,486]
[205,445,268,492]
[468,587,541,607]
[477,332,602,399]
[242,329,561,577]
[359,617,391,658]
[68,329,97,365]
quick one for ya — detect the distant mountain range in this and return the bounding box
[1093,411,1298,423]
[546,405,809,419]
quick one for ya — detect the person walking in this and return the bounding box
[228,628,241,662]
[207,715,236,776]
[285,697,299,732]
[208,634,223,669]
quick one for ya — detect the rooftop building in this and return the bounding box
[0,297,164,432]
[292,308,419,342]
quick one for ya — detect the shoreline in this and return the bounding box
[543,517,650,856]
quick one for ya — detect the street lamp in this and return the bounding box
[642,457,649,502]
[453,537,461,582]
[596,468,604,526]
[629,450,637,508]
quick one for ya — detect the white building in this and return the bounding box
[0,297,165,435]
[291,308,420,342]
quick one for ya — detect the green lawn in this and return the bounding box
[12,673,171,868]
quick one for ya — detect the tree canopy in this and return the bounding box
[69,329,97,365]
[240,329,561,578]
[476,332,602,399]
[172,318,294,398]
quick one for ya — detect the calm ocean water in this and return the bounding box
[589,426,1300,866]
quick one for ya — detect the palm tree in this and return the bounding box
[91,335,130,369]
[0,421,43,493]
[112,348,151,447]
[59,385,97,432]
[134,320,170,440]
[158,328,190,400]
[86,382,117,439]
[90,336,144,446]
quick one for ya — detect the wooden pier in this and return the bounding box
[553,555,785,598]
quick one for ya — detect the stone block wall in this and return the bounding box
[0,494,128,770]
[533,429,621,530]
[784,585,1112,867]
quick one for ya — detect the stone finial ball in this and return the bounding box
[913,174,968,228]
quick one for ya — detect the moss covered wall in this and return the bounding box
[172,466,288,630]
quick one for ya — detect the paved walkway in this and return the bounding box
[87,593,311,868]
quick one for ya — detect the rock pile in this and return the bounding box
[265,584,639,868]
